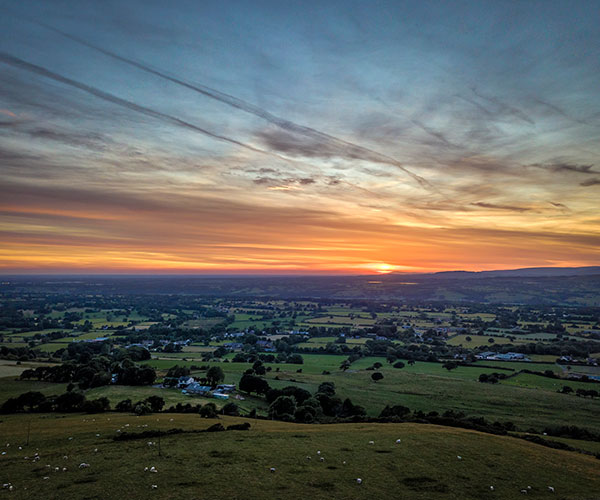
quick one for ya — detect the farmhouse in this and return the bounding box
[183,383,211,395]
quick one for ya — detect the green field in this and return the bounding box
[0,414,597,499]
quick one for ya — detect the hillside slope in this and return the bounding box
[0,414,598,499]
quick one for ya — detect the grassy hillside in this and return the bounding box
[0,414,598,500]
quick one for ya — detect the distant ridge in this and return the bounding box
[429,266,600,279]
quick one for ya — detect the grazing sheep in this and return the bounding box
[490,486,494,491]
[63,456,68,460]
[68,437,73,441]
[150,466,157,473]
[548,486,555,493]
[317,450,321,455]
[306,456,311,460]
[62,468,67,472]
[270,467,276,473]
[369,441,374,445]
[8,486,13,491]
[94,448,98,453]
[144,467,149,472]
[43,477,49,480]
[1,452,6,455]
[79,463,90,469]
[457,456,462,460]
[342,461,347,465]
[151,485,158,489]
[96,434,100,437]
[356,478,362,484]
[395,439,401,444]
[520,489,527,494]
[319,457,325,462]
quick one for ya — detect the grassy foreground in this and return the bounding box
[0,414,598,499]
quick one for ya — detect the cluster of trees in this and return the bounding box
[114,396,165,415]
[558,386,599,398]
[20,355,155,389]
[1,390,110,414]
[0,345,38,361]
[478,372,508,384]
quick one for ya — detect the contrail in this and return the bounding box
[37,23,430,189]
[0,52,282,158]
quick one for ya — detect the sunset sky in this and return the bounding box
[1,0,599,274]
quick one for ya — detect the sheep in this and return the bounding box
[68,437,73,441]
[317,450,321,455]
[270,467,276,473]
[144,467,149,472]
[151,485,158,489]
[548,486,555,493]
[395,439,401,444]
[79,463,90,469]
[96,434,100,437]
[306,456,311,460]
[8,486,13,491]
[319,457,325,462]
[94,448,98,453]
[520,489,527,494]
[1,452,6,455]
[457,456,462,460]
[62,468,67,472]
[368,440,375,445]
[63,456,68,460]
[490,486,494,491]
[150,466,157,473]
[356,478,362,484]
[43,477,49,480]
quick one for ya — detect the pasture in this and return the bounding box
[0,414,597,500]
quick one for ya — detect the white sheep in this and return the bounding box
[520,490,527,494]
[317,450,321,455]
[356,478,362,484]
[395,439,401,444]
[79,463,90,469]
[319,457,325,462]
[43,477,49,480]
[306,456,311,460]
[62,468,67,472]
[368,440,374,445]
[548,486,555,493]
[457,455,462,460]
[150,466,157,473]
[490,486,494,491]
[151,484,158,489]
[270,467,276,473]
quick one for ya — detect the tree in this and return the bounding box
[222,402,239,416]
[252,360,266,375]
[287,354,304,364]
[239,373,270,395]
[199,402,218,418]
[465,336,472,342]
[443,361,458,371]
[371,372,384,382]
[145,395,165,412]
[116,399,133,412]
[393,361,405,369]
[560,385,573,394]
[269,396,296,420]
[317,381,336,396]
[206,366,225,387]
[488,338,495,344]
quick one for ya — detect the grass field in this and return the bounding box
[0,414,597,499]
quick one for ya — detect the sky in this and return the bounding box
[0,0,599,274]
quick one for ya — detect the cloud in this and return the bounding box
[531,162,599,175]
[580,178,600,187]
[34,23,430,189]
[471,202,532,213]
[0,52,280,159]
